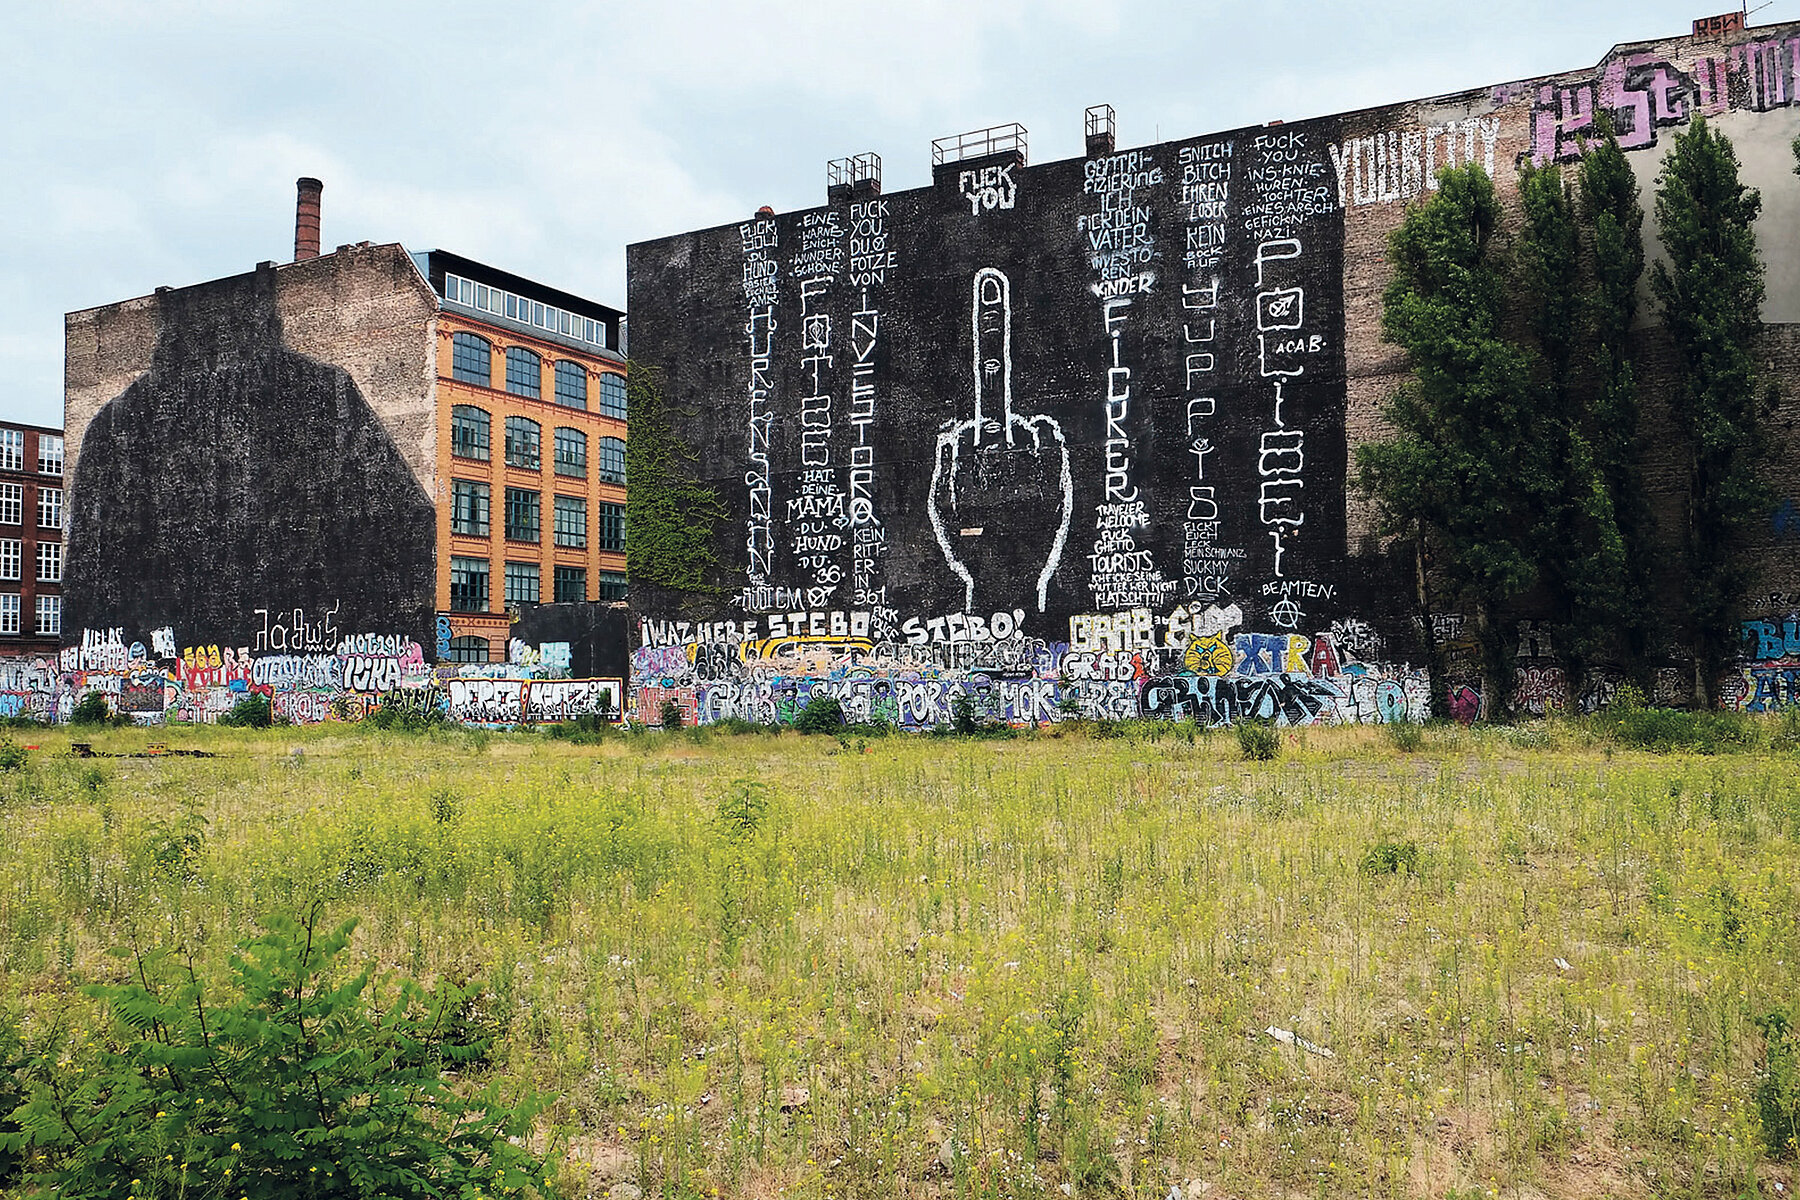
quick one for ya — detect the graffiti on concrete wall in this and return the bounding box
[1723,616,1800,711]
[629,605,1427,728]
[0,623,621,727]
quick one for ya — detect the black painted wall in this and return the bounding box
[512,602,630,680]
[628,114,1376,646]
[65,266,437,650]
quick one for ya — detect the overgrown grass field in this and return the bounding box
[2,719,1797,1199]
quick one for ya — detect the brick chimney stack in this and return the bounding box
[294,177,323,261]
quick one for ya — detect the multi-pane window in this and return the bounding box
[504,417,541,469]
[36,542,60,583]
[446,635,489,663]
[554,361,588,409]
[450,556,490,612]
[504,561,540,606]
[35,595,60,636]
[451,332,492,386]
[451,405,490,461]
[599,372,627,419]
[505,347,542,399]
[0,484,20,525]
[0,431,21,472]
[554,495,587,548]
[597,502,625,552]
[38,436,63,477]
[0,595,17,635]
[443,273,612,349]
[598,437,626,485]
[0,540,17,581]
[554,565,587,603]
[450,480,490,536]
[38,488,61,530]
[598,571,628,601]
[554,427,586,477]
[504,487,540,542]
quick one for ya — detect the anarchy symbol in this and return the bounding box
[1270,598,1303,630]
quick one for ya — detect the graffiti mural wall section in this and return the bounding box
[0,625,621,728]
[625,20,1800,726]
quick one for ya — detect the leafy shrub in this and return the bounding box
[1360,838,1420,876]
[1384,718,1424,753]
[0,909,551,1198]
[659,697,685,729]
[1599,706,1757,754]
[1236,720,1280,761]
[707,716,777,736]
[68,693,113,727]
[952,690,982,735]
[792,695,845,734]
[363,692,446,732]
[1757,1009,1800,1159]
[545,713,611,743]
[0,715,41,730]
[0,741,26,772]
[218,692,272,728]
[717,777,771,839]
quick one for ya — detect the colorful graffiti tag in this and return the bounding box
[0,625,622,727]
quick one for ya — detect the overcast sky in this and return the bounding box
[0,0,1767,427]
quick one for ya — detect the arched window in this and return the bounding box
[554,427,586,477]
[504,346,542,399]
[451,405,490,461]
[554,361,588,409]
[451,333,492,386]
[599,371,627,418]
[504,416,541,469]
[446,635,489,663]
[598,436,626,484]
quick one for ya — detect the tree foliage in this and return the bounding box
[1512,130,1652,694]
[1358,164,1560,716]
[624,362,732,597]
[0,909,549,1199]
[1650,116,1771,700]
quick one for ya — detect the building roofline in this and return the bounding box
[416,249,624,322]
[0,420,66,436]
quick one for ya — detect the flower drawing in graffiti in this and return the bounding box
[928,267,1074,613]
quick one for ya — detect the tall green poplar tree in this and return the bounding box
[1358,165,1561,719]
[1650,116,1771,702]
[1512,131,1651,699]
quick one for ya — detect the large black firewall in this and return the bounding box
[65,267,436,650]
[628,115,1367,645]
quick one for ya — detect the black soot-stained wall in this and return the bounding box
[627,19,1800,727]
[63,246,441,654]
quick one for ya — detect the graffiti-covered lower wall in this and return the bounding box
[0,625,621,727]
[625,20,1800,726]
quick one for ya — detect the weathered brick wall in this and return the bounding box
[61,246,441,652]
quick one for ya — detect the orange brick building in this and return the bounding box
[412,251,627,663]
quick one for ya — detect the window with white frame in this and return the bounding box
[443,273,612,350]
[0,595,18,635]
[38,435,63,476]
[0,540,18,581]
[36,594,60,636]
[0,484,19,525]
[39,488,61,530]
[36,541,60,583]
[0,431,21,472]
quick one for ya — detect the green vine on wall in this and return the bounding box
[624,362,732,597]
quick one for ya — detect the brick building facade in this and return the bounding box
[0,421,65,657]
[62,182,627,668]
